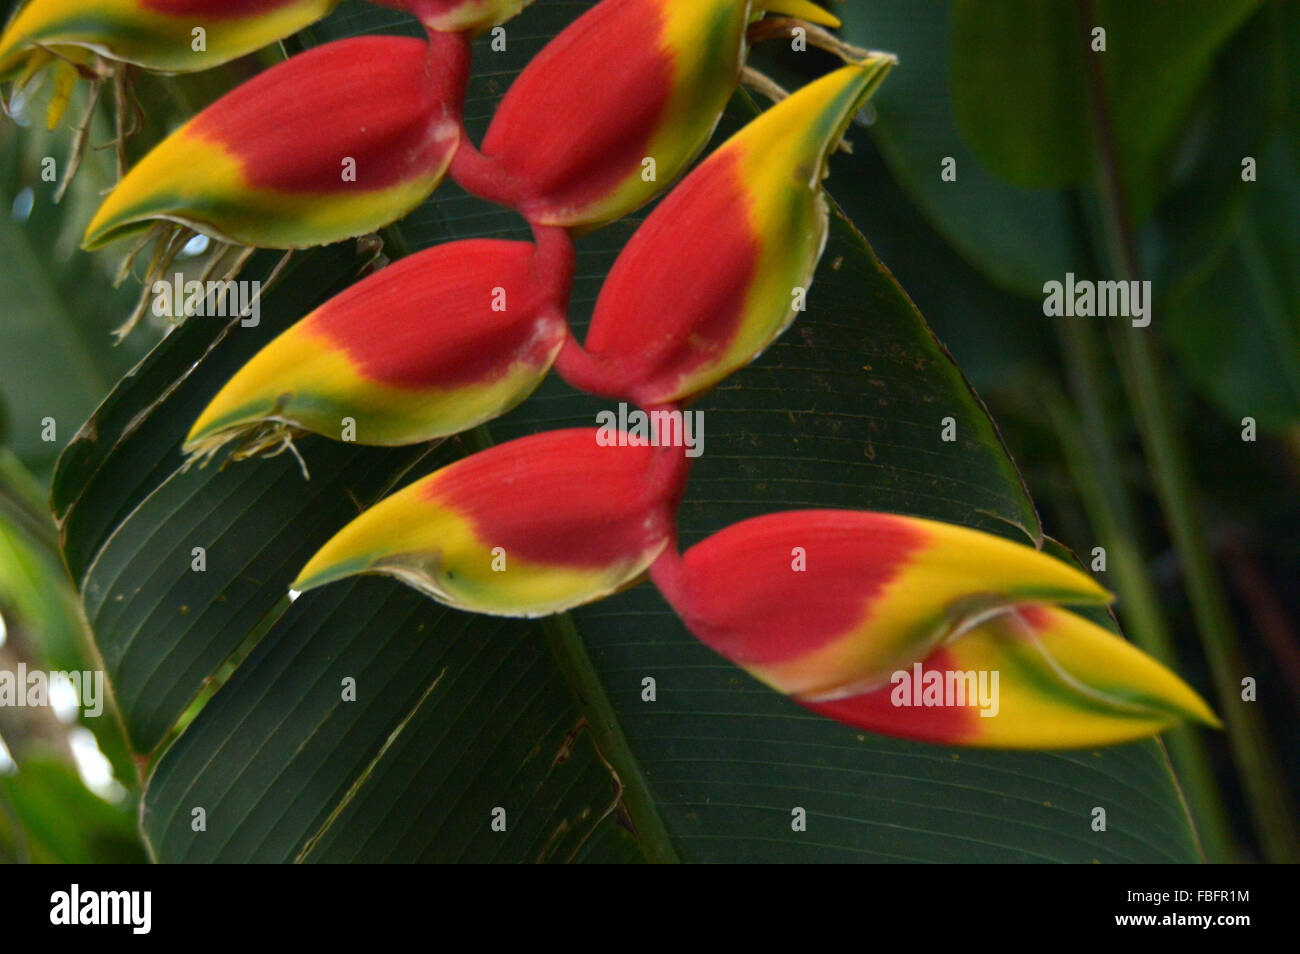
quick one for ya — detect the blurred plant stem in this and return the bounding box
[1042,368,1234,862]
[1078,0,1299,862]
[0,449,59,557]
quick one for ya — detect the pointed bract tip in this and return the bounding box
[1,0,339,77]
[183,239,565,456]
[291,429,675,617]
[759,0,841,29]
[82,35,460,251]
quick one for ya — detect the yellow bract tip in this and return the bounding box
[758,0,842,29]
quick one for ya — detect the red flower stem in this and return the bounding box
[425,27,473,117]
[554,331,625,398]
[421,25,697,612]
[450,140,525,206]
[423,25,527,207]
[529,221,575,306]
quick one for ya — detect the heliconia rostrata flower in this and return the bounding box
[184,238,570,456]
[468,0,842,228]
[293,429,678,618]
[82,35,464,250]
[17,0,1217,750]
[371,0,535,33]
[0,0,338,82]
[562,59,893,404]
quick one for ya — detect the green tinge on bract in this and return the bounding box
[481,0,843,230]
[710,55,896,402]
[975,604,1223,744]
[81,130,455,251]
[81,33,462,251]
[184,319,565,456]
[584,55,896,407]
[809,604,1221,749]
[292,431,675,618]
[186,236,567,456]
[186,363,559,451]
[753,0,840,28]
[665,509,1113,702]
[0,0,339,80]
[292,494,666,619]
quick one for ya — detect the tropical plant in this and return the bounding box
[1,0,1293,864]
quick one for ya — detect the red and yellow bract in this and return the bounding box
[0,0,338,127]
[653,509,1218,746]
[474,0,841,228]
[656,509,1111,698]
[293,429,679,617]
[0,0,338,78]
[82,34,465,250]
[570,59,894,404]
[186,238,570,456]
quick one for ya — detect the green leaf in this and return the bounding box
[0,757,146,864]
[822,140,1053,395]
[948,0,1263,220]
[0,447,140,797]
[0,115,147,474]
[0,448,84,669]
[1158,3,1300,433]
[47,0,1203,862]
[952,0,1094,189]
[143,576,644,863]
[837,0,1085,298]
[1163,132,1300,432]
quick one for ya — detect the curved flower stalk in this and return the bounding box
[372,0,535,34]
[454,0,844,229]
[293,429,680,618]
[14,0,1212,753]
[804,604,1221,748]
[82,33,467,255]
[184,231,574,464]
[558,58,894,405]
